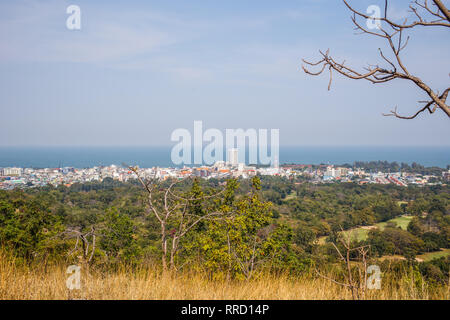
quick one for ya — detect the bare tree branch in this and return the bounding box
[129,165,230,271]
[302,0,450,119]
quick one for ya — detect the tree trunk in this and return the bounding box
[161,223,167,270]
[169,237,179,270]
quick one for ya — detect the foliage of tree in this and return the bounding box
[0,175,448,285]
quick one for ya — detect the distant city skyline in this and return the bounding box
[1,0,449,147]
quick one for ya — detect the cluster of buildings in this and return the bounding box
[287,164,448,186]
[0,153,288,190]
[0,155,447,190]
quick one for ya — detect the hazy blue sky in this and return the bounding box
[1,0,449,146]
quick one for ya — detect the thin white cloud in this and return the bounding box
[0,0,176,64]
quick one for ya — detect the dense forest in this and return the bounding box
[0,176,449,290]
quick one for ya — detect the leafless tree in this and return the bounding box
[63,226,99,266]
[302,0,450,119]
[316,228,372,300]
[129,166,229,271]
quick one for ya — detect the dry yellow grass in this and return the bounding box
[0,252,448,300]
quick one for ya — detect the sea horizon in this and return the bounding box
[0,145,448,169]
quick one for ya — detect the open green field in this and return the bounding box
[317,216,449,262]
[416,248,450,262]
[377,215,413,230]
[381,248,450,262]
[318,215,414,244]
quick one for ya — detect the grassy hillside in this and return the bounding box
[1,254,448,300]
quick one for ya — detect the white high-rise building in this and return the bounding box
[228,148,239,166]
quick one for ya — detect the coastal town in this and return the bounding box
[1,157,449,190]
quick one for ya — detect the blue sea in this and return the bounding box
[0,146,448,168]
